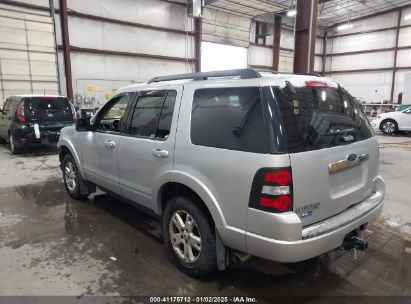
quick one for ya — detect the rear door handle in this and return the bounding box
[152,149,169,158]
[329,153,369,174]
[104,140,116,148]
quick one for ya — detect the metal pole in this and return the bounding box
[0,58,4,104]
[49,0,61,95]
[321,31,327,76]
[194,17,202,72]
[390,9,402,103]
[293,0,319,74]
[24,19,33,94]
[59,0,73,100]
[272,15,282,72]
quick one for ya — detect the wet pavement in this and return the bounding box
[0,135,411,300]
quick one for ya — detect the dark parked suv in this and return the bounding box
[0,95,76,154]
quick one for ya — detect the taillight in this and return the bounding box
[305,81,329,88]
[259,196,291,212]
[249,168,293,213]
[16,101,25,123]
[264,170,291,186]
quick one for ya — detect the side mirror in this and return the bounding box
[76,118,92,132]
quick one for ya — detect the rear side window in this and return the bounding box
[191,87,268,153]
[272,85,373,153]
[129,91,176,139]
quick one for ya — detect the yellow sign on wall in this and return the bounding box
[86,86,94,93]
[104,93,112,100]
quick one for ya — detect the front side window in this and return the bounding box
[191,87,268,153]
[97,94,132,133]
[128,91,177,139]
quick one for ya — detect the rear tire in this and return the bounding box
[163,196,217,277]
[62,154,89,200]
[380,119,398,135]
[9,133,20,155]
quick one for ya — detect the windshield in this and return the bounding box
[24,97,73,123]
[271,85,373,153]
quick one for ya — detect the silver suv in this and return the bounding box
[58,69,385,277]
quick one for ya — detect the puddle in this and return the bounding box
[1,181,411,297]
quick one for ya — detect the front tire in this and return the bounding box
[163,196,217,277]
[380,119,398,135]
[62,154,89,200]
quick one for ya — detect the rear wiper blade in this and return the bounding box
[320,128,354,136]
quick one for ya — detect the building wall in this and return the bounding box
[53,0,194,108]
[0,0,194,108]
[3,1,411,107]
[0,1,59,105]
[325,7,411,103]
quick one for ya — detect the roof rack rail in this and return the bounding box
[147,69,262,84]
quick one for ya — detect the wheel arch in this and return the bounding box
[58,140,85,179]
[379,118,398,131]
[155,172,226,228]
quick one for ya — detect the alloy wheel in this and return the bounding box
[169,210,202,263]
[382,121,396,134]
[64,161,77,192]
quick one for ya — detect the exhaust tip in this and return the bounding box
[231,251,252,265]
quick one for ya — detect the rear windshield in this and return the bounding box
[24,97,73,123]
[272,85,373,153]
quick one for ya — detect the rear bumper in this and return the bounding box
[12,123,69,146]
[14,132,60,147]
[245,175,385,263]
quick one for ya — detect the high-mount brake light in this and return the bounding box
[249,168,293,213]
[305,81,329,88]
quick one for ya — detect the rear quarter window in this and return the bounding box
[191,87,268,154]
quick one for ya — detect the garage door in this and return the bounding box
[0,3,59,107]
[202,7,251,48]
